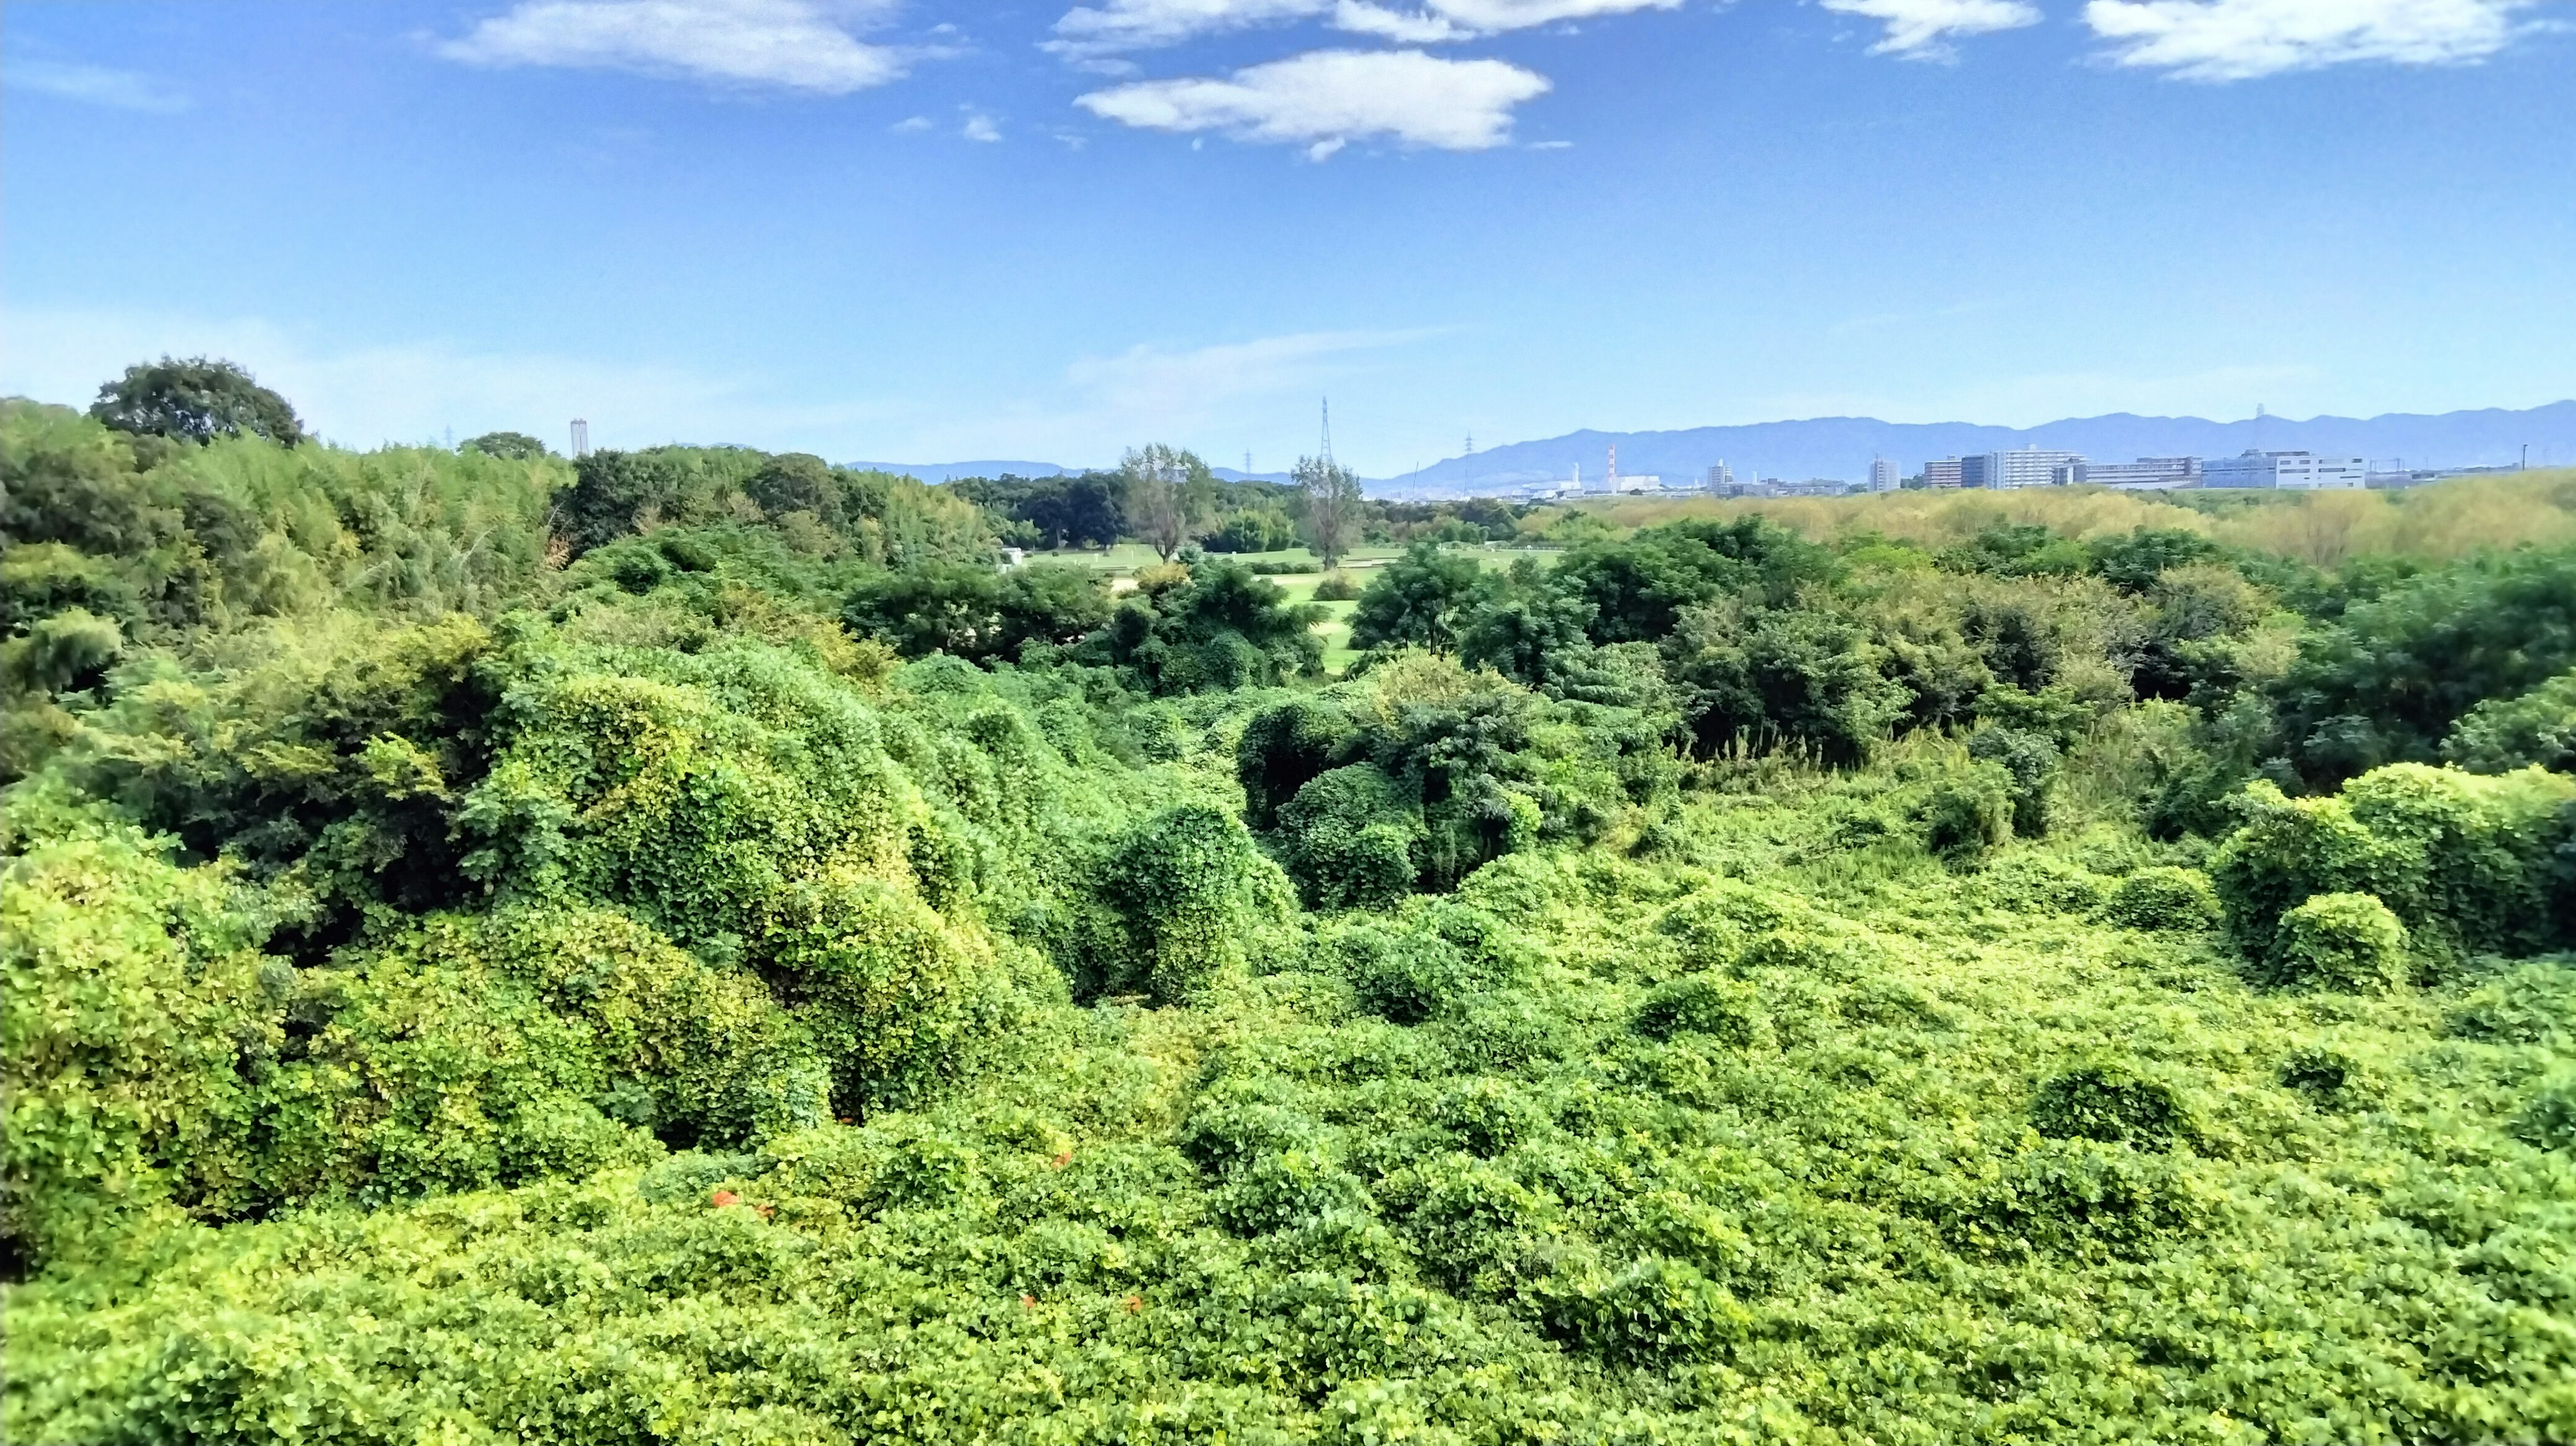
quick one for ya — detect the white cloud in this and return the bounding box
[892,113,934,130]
[2082,0,2541,79]
[0,307,1448,472]
[1065,329,1438,420]
[962,111,1003,140]
[1819,0,2043,58]
[1046,0,1674,56]
[437,0,906,91]
[1077,48,1549,156]
[1331,1,1469,41]
[0,306,819,454]
[2,58,187,112]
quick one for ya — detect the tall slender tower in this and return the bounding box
[1320,398,1334,467]
[570,419,590,457]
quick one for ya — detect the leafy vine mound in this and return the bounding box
[9,398,2576,1444]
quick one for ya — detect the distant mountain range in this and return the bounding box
[847,401,2576,498]
[1377,402,2576,499]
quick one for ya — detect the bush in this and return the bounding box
[2029,1062,2193,1152]
[1538,1253,1748,1367]
[2442,669,2576,775]
[2263,892,2410,993]
[1913,762,2017,861]
[2102,867,2222,932]
[1340,925,1467,1025]
[2516,1077,2576,1152]
[2279,1046,2375,1109]
[1630,975,1766,1046]
[1275,764,1426,911]
[1312,571,1362,602]
[1091,803,1287,1005]
[1237,696,1355,830]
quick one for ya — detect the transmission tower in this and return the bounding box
[1320,398,1334,468]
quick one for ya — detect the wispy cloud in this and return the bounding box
[2,58,188,112]
[2082,0,2544,80]
[0,306,828,453]
[436,0,908,91]
[0,307,1444,471]
[1079,49,1550,158]
[961,109,1003,140]
[1065,329,1442,419]
[1046,0,1675,58]
[1818,0,2043,59]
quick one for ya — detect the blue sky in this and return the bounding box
[4,0,2571,475]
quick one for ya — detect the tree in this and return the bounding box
[1350,542,1487,653]
[1122,444,1215,561]
[91,357,305,447]
[1297,453,1363,567]
[462,431,549,461]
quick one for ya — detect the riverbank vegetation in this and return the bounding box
[7,376,2575,1443]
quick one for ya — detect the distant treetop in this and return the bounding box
[463,431,551,461]
[90,357,305,447]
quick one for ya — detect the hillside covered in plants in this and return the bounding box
[8,380,2576,1445]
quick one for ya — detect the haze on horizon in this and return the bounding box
[4,0,2572,475]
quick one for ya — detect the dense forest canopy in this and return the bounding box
[7,377,2576,1444]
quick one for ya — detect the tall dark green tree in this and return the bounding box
[1350,542,1487,653]
[90,357,305,447]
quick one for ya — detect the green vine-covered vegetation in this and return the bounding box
[8,383,2576,1443]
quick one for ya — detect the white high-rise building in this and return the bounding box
[1868,457,1899,492]
[2202,450,2367,490]
[1706,461,1734,493]
[1968,448,2086,489]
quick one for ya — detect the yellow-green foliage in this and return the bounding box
[12,787,2576,1442]
[11,416,2576,1443]
[1540,467,2576,563]
[1,827,270,1261]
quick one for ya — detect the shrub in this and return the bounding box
[1274,764,1426,910]
[1179,1095,1324,1177]
[1313,571,1362,602]
[1400,1158,1555,1288]
[2515,1077,2576,1152]
[1430,1078,1542,1158]
[1237,697,1356,830]
[2279,1046,2376,1109]
[1630,975,1766,1046]
[1341,926,1467,1026]
[1,829,271,1265]
[2263,892,2410,994]
[1538,1253,1748,1367]
[1092,803,1288,1005]
[2443,669,2576,774]
[2446,962,2576,1049]
[1216,1152,1374,1235]
[2102,866,2222,932]
[1912,762,2016,861]
[2029,1062,2193,1152]
[1968,726,2063,837]
[2206,781,2399,963]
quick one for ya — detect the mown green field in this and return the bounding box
[7,398,2576,1444]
